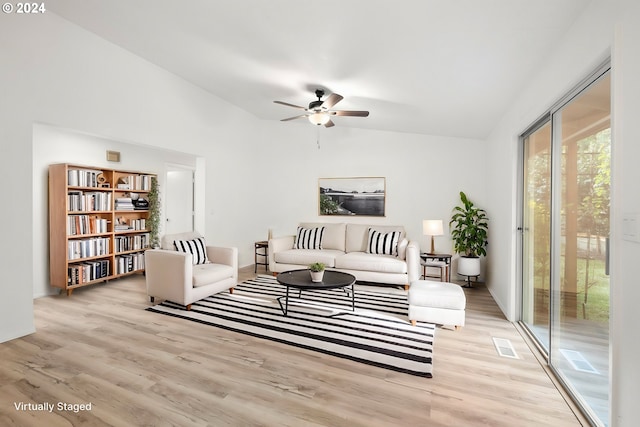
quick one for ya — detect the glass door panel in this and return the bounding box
[521,121,552,350]
[551,72,610,425]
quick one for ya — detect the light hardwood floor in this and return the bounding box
[0,267,583,426]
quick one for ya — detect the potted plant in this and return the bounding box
[308,262,326,282]
[147,176,161,249]
[449,191,488,279]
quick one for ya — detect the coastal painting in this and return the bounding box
[319,177,385,216]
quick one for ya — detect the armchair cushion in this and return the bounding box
[174,237,209,265]
[192,263,235,288]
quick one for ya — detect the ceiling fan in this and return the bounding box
[274,89,369,128]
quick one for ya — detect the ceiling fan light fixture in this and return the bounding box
[275,90,368,128]
[308,112,330,126]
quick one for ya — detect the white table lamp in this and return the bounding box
[423,219,444,254]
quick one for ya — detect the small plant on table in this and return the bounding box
[308,262,326,282]
[309,262,326,272]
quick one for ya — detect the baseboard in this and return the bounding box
[0,326,36,344]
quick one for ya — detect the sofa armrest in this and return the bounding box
[268,235,294,271]
[406,240,421,284]
[145,249,192,304]
[207,246,238,279]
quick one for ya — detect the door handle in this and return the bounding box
[605,237,610,276]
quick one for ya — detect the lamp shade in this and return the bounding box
[423,219,444,236]
[308,112,330,126]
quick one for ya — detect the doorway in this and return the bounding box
[164,167,194,235]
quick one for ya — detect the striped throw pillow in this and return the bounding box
[174,237,209,265]
[366,228,401,256]
[294,226,325,250]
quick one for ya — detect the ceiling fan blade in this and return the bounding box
[274,100,307,110]
[331,110,370,117]
[321,93,343,109]
[280,114,308,122]
[324,119,335,128]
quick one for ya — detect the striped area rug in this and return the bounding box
[146,275,435,377]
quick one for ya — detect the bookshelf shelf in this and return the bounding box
[114,229,150,235]
[49,163,157,295]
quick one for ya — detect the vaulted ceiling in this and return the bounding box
[49,0,591,139]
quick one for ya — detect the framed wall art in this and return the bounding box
[318,177,386,217]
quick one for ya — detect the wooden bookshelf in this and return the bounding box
[49,163,157,295]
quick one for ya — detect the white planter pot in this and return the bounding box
[458,256,480,277]
[310,270,325,282]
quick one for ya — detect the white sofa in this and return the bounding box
[268,223,421,288]
[145,232,238,309]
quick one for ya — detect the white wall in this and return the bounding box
[610,1,640,424]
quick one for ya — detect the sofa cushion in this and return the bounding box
[345,224,405,253]
[294,226,324,249]
[192,263,234,288]
[174,237,209,265]
[366,228,401,256]
[274,249,343,268]
[397,238,409,260]
[335,252,407,274]
[299,222,346,251]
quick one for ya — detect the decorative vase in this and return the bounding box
[310,270,324,283]
[458,256,480,277]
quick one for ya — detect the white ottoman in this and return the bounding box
[408,280,466,330]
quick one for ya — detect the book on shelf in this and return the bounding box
[130,218,146,230]
[118,174,153,191]
[67,168,104,188]
[115,233,150,252]
[67,259,110,285]
[67,237,110,260]
[68,191,112,212]
[115,197,135,211]
[67,215,109,235]
[115,252,145,274]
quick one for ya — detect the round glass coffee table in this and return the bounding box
[275,269,357,316]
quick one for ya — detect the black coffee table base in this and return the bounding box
[276,283,355,316]
[275,269,357,316]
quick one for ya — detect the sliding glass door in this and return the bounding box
[520,69,610,426]
[521,120,552,350]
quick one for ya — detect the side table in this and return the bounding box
[420,253,452,282]
[254,240,269,273]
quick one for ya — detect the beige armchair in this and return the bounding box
[145,232,238,310]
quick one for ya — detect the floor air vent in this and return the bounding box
[559,349,599,374]
[492,337,518,359]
